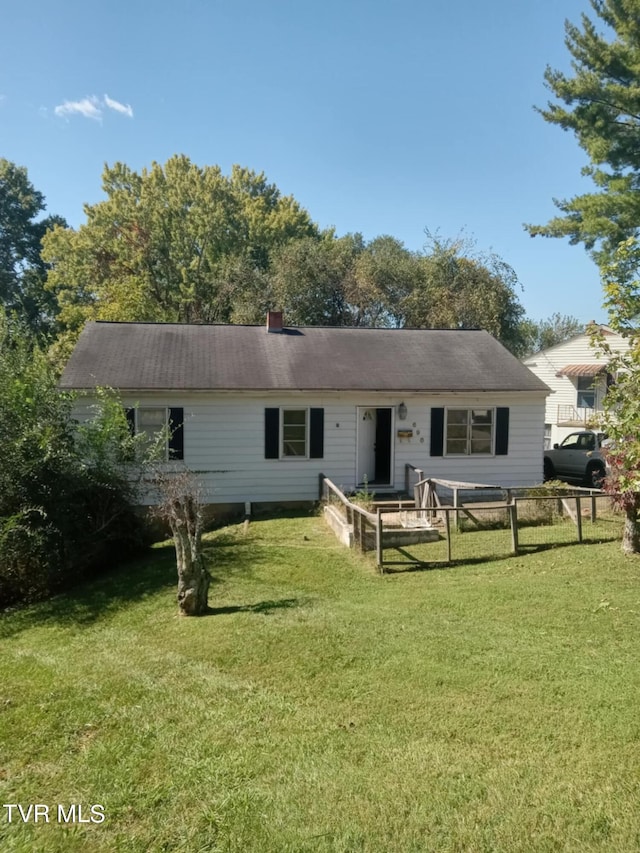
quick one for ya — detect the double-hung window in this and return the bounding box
[126,406,184,460]
[445,408,493,455]
[264,407,324,460]
[137,407,167,446]
[281,409,308,457]
[576,376,595,409]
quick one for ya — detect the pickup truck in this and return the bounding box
[543,430,608,488]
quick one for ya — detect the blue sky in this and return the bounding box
[1,0,605,324]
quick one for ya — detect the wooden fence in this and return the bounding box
[320,475,622,573]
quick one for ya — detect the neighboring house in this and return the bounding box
[60,313,549,509]
[522,325,629,449]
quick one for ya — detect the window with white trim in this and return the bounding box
[576,376,595,409]
[445,408,493,455]
[137,407,167,446]
[281,408,308,457]
[127,406,184,461]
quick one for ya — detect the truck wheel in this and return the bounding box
[543,458,554,481]
[586,463,605,489]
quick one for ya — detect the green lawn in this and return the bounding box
[1,512,640,852]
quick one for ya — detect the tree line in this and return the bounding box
[2,155,581,363]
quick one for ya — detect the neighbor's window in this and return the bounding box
[281,409,307,457]
[445,409,493,455]
[576,376,595,409]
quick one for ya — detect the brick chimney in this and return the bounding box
[266,310,283,333]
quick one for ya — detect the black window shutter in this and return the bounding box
[125,407,136,436]
[168,407,184,460]
[495,407,509,456]
[430,408,444,456]
[309,408,324,459]
[265,408,280,459]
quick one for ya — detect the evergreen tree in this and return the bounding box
[526,0,640,265]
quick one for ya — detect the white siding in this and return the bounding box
[392,395,545,488]
[523,331,628,446]
[72,390,547,504]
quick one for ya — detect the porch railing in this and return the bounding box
[404,463,424,496]
[556,405,598,426]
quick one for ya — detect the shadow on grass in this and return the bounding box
[381,537,620,573]
[1,542,178,639]
[1,510,318,639]
[205,598,301,616]
[1,534,256,639]
[381,545,455,573]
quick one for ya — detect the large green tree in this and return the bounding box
[43,156,318,352]
[268,234,359,327]
[261,231,527,350]
[198,231,424,329]
[526,0,640,264]
[403,235,528,355]
[349,235,423,327]
[0,159,65,336]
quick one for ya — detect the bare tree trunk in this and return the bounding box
[622,504,640,555]
[168,494,210,616]
[151,469,211,616]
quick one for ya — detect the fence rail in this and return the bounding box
[320,475,622,573]
[556,404,598,426]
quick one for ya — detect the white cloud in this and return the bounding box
[53,94,134,121]
[54,96,102,121]
[104,94,133,118]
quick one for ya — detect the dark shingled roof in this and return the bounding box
[59,322,549,393]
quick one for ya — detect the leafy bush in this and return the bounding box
[0,313,147,607]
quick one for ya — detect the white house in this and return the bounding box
[522,325,629,448]
[60,313,550,509]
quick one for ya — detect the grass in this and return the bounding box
[1,511,640,851]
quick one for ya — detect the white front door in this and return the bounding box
[356,408,377,485]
